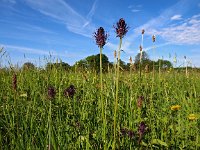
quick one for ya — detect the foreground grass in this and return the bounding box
[0,68,200,149]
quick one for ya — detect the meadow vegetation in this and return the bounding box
[0,18,199,149]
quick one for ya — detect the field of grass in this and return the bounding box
[0,66,199,149]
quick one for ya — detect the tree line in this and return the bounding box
[19,51,173,73]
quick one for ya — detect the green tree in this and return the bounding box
[134,51,151,70]
[74,53,110,73]
[158,59,172,68]
[46,62,71,71]
[22,62,35,70]
[134,51,150,64]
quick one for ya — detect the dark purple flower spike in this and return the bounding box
[48,86,56,99]
[64,85,76,98]
[114,18,129,38]
[94,27,108,48]
[138,122,146,143]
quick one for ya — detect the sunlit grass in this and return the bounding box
[0,66,199,149]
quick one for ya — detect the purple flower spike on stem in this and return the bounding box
[94,27,108,48]
[64,85,76,98]
[138,122,146,144]
[120,128,127,136]
[48,86,56,99]
[114,18,129,38]
[127,130,134,139]
[138,122,146,135]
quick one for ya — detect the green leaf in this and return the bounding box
[151,139,168,147]
[141,141,148,147]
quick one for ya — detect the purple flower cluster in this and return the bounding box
[138,122,146,143]
[94,27,108,48]
[120,122,147,144]
[64,85,76,98]
[48,86,56,99]
[114,18,128,38]
[120,128,134,139]
[47,84,76,100]
[138,122,146,136]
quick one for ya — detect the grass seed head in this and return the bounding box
[137,96,144,108]
[129,56,132,64]
[145,64,149,73]
[114,50,117,58]
[152,35,156,42]
[142,29,145,34]
[140,45,143,52]
[12,73,17,91]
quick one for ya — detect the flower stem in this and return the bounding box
[113,37,122,149]
[100,47,106,146]
[48,100,52,149]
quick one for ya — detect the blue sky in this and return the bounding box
[0,0,200,67]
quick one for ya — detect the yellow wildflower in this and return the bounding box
[188,114,197,121]
[171,105,181,110]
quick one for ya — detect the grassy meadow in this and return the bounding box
[0,66,199,149]
[0,19,200,150]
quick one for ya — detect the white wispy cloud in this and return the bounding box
[131,9,141,13]
[0,19,56,34]
[0,44,88,62]
[143,42,171,51]
[171,15,182,21]
[0,44,74,58]
[86,0,98,24]
[2,44,53,55]
[107,0,199,58]
[128,4,142,13]
[133,0,197,35]
[146,14,200,45]
[24,0,98,38]
[15,24,56,34]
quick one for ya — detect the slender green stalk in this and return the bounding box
[139,33,144,84]
[113,37,122,149]
[100,47,106,146]
[114,51,117,82]
[153,44,156,81]
[139,60,142,87]
[185,58,188,77]
[159,58,161,78]
[48,101,52,149]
